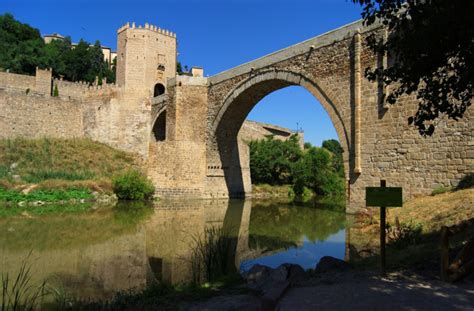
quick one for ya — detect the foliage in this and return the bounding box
[249,137,345,197]
[1,254,47,311]
[53,84,59,96]
[322,139,344,177]
[456,173,474,190]
[0,13,115,83]
[0,187,92,203]
[189,226,238,284]
[431,185,452,196]
[112,170,155,200]
[23,170,95,183]
[249,135,302,185]
[352,0,473,136]
[0,13,44,74]
[386,218,423,249]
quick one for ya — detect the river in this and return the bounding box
[0,198,353,302]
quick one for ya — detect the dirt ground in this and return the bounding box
[186,271,474,310]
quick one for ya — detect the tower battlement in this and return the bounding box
[116,21,177,96]
[117,22,176,38]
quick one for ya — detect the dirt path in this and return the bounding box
[277,272,474,311]
[185,271,474,310]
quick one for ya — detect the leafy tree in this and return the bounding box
[352,0,473,136]
[0,13,45,74]
[53,84,59,97]
[41,36,71,76]
[0,13,116,83]
[249,135,302,185]
[322,139,344,177]
[249,136,345,196]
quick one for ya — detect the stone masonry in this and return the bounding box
[0,20,472,213]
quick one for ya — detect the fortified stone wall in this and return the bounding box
[0,72,35,91]
[0,83,151,158]
[0,89,84,138]
[53,78,118,99]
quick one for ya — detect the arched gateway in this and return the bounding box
[146,20,472,213]
[206,70,351,200]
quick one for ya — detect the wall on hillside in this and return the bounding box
[0,72,36,92]
[0,89,84,138]
[0,87,152,158]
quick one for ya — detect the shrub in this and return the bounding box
[386,218,423,249]
[431,185,451,196]
[112,170,155,200]
[456,173,474,190]
[53,84,59,97]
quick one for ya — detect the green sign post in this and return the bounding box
[366,180,403,275]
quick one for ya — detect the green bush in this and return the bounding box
[431,185,451,196]
[456,173,474,190]
[112,170,155,200]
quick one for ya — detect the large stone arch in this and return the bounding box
[206,69,352,198]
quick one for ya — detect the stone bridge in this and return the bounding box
[148,20,472,213]
[0,19,471,213]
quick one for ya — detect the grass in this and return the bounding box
[1,254,47,311]
[350,188,474,273]
[189,226,239,284]
[0,137,139,185]
[22,170,95,184]
[431,185,452,196]
[0,138,143,208]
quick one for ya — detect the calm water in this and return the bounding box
[0,199,348,301]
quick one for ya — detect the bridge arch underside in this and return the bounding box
[206,70,352,200]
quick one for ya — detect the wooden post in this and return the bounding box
[440,226,450,281]
[380,179,387,276]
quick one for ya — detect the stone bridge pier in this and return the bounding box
[148,20,473,213]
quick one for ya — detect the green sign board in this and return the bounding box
[366,187,403,207]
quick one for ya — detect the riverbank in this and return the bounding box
[349,187,474,273]
[188,188,474,310]
[0,138,145,214]
[251,184,315,201]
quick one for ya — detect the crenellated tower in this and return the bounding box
[116,22,177,96]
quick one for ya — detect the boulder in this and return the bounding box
[315,256,352,273]
[244,263,305,309]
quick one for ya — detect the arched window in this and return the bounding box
[152,111,166,141]
[154,83,165,97]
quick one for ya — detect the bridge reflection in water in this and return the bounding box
[0,199,359,301]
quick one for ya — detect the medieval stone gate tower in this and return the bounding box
[116,22,177,96]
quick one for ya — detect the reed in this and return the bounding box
[1,254,47,311]
[189,226,237,284]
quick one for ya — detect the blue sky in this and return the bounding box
[1,0,362,146]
